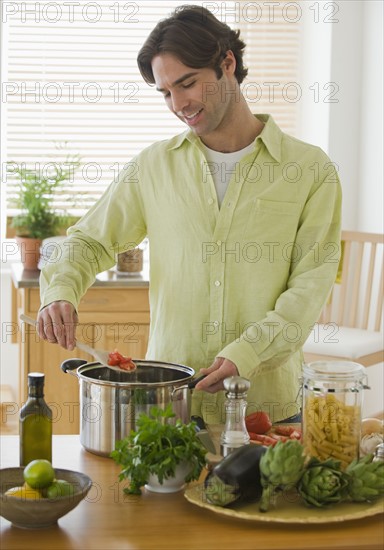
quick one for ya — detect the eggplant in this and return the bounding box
[204,445,267,507]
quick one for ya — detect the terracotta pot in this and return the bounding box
[16,237,42,270]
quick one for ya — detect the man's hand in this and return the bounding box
[37,300,78,350]
[195,357,239,393]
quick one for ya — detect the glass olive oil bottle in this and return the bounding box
[20,372,52,466]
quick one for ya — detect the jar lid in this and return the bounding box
[302,361,367,381]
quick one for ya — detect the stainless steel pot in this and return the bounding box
[61,359,201,456]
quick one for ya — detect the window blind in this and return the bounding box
[237,1,303,132]
[1,0,303,226]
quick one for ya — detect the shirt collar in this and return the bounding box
[254,114,282,162]
[167,114,282,162]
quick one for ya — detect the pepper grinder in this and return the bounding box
[220,376,250,457]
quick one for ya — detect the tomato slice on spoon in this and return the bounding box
[108,349,136,371]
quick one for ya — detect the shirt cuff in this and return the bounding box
[39,288,79,312]
[218,339,261,380]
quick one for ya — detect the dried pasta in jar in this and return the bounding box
[303,393,360,469]
[302,361,368,469]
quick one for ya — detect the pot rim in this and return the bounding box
[73,359,195,388]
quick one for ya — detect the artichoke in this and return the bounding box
[298,457,349,508]
[346,454,384,502]
[259,440,306,512]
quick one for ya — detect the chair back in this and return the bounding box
[320,231,384,331]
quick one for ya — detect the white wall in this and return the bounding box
[327,1,364,230]
[328,1,383,233]
[357,0,384,232]
[298,0,332,152]
[300,0,383,234]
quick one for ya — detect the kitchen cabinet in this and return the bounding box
[11,264,150,435]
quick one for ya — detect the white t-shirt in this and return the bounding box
[201,142,255,207]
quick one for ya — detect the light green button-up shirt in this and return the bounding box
[40,115,342,423]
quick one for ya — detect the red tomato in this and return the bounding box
[273,425,302,440]
[289,429,302,440]
[108,349,136,371]
[245,412,272,435]
[119,359,136,371]
[249,433,277,446]
[269,433,288,442]
[273,425,296,436]
[107,351,124,366]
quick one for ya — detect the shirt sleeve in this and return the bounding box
[218,160,342,380]
[39,159,147,311]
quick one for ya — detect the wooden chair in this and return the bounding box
[303,230,384,367]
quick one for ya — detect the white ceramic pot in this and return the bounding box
[145,462,192,493]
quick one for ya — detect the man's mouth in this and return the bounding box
[182,108,203,125]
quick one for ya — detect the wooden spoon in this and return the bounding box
[19,314,134,371]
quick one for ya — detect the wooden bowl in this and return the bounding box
[0,467,92,529]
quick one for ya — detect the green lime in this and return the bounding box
[23,459,55,489]
[44,479,76,499]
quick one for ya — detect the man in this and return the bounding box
[37,6,342,423]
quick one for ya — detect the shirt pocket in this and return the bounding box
[243,198,302,261]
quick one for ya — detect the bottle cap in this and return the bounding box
[28,372,45,386]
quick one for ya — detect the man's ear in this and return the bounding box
[222,50,236,75]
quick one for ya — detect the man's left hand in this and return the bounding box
[195,357,238,393]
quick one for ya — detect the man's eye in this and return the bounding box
[182,81,196,89]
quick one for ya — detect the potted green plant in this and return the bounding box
[111,404,207,494]
[9,146,81,270]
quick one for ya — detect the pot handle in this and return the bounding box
[172,374,207,399]
[187,374,206,389]
[60,358,87,375]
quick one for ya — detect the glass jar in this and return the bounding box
[116,247,143,274]
[302,361,369,469]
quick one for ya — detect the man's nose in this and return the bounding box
[170,90,188,114]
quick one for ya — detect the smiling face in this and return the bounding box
[152,52,240,148]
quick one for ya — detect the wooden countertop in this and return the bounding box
[1,435,383,550]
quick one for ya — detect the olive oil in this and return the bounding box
[19,373,52,466]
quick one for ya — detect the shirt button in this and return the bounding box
[213,321,219,327]
[217,240,222,246]
[208,198,214,205]
[214,280,221,287]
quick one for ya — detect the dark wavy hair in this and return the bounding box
[137,5,248,85]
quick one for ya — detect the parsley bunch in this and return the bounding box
[111,404,207,494]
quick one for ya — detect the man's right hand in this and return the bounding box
[37,301,78,350]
